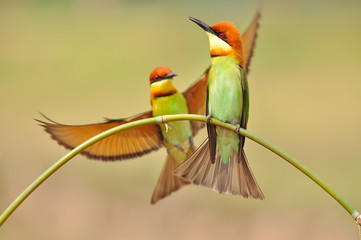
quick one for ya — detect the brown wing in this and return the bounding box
[36,111,163,161]
[182,69,209,136]
[242,12,261,73]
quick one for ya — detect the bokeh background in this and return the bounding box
[1,0,361,239]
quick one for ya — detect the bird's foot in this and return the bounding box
[160,116,174,132]
[206,115,212,124]
[234,124,241,133]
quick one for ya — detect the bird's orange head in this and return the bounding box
[149,66,178,100]
[189,17,244,68]
[149,66,177,84]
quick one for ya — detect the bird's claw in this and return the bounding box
[164,123,174,132]
[160,116,174,133]
[206,115,212,124]
[234,124,241,133]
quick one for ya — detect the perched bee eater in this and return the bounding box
[175,16,264,200]
[37,66,207,204]
[37,12,261,203]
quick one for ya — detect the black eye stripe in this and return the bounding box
[152,75,165,83]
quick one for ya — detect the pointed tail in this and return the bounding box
[150,148,195,204]
[174,138,264,199]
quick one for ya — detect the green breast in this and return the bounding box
[152,92,192,152]
[208,55,243,123]
[208,55,247,163]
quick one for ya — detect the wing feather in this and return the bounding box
[242,12,261,73]
[36,111,163,161]
[182,70,209,136]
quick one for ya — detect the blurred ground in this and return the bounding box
[1,0,361,239]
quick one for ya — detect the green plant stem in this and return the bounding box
[206,116,360,220]
[0,114,359,227]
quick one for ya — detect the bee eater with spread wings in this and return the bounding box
[37,12,261,203]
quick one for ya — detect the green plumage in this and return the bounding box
[152,92,192,164]
[208,55,248,163]
[173,16,264,199]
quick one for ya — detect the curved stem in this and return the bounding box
[0,114,359,227]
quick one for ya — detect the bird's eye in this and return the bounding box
[154,75,159,81]
[219,32,225,38]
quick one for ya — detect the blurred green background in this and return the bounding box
[1,0,361,239]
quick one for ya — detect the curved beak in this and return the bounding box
[164,72,178,79]
[189,17,217,35]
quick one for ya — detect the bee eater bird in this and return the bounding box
[36,12,261,203]
[174,16,264,200]
[37,66,207,204]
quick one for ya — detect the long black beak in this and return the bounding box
[164,72,178,79]
[189,17,217,35]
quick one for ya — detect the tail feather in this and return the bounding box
[150,148,194,204]
[174,138,264,199]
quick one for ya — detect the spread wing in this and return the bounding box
[182,69,209,136]
[36,111,163,161]
[37,14,260,161]
[242,11,261,73]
